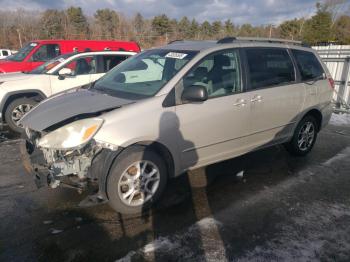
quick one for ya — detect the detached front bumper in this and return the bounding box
[19,139,50,188]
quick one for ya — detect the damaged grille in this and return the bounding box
[36,138,102,179]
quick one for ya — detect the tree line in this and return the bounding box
[0,0,349,50]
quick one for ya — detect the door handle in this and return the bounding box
[251,95,263,103]
[233,99,247,107]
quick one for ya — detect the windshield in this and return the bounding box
[6,42,38,62]
[29,53,75,74]
[93,49,198,99]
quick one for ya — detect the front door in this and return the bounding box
[175,49,252,170]
[29,44,61,71]
[50,55,96,94]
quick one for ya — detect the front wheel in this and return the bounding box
[4,97,37,133]
[107,146,168,214]
[285,115,318,156]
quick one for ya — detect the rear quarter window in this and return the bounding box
[245,48,295,89]
[291,49,324,81]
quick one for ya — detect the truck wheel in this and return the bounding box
[107,146,168,214]
[4,98,37,134]
[284,115,318,156]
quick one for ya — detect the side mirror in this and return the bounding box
[182,85,208,103]
[58,68,73,80]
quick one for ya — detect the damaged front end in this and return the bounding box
[20,117,120,205]
[39,141,101,189]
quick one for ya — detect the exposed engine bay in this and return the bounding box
[40,142,102,188]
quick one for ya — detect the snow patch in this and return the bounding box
[329,113,350,126]
[142,237,179,253]
[115,217,223,261]
[195,217,223,230]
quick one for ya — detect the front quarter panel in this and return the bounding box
[94,95,182,174]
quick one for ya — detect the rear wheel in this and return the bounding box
[4,97,37,134]
[285,115,318,156]
[107,146,168,214]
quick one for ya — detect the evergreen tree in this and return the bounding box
[224,19,235,36]
[333,15,350,44]
[152,14,171,36]
[211,21,223,37]
[178,17,191,38]
[302,3,332,44]
[279,18,303,40]
[201,21,212,37]
[94,9,119,39]
[66,7,90,38]
[40,9,65,38]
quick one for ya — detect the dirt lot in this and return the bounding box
[0,114,350,262]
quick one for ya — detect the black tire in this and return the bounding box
[4,97,37,134]
[285,115,318,156]
[107,146,168,214]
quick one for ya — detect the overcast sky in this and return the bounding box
[0,0,328,25]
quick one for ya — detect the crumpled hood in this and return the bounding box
[20,89,135,131]
[0,72,33,82]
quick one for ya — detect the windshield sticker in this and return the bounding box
[30,43,38,47]
[165,52,188,59]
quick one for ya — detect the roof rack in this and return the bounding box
[217,36,309,47]
[168,39,184,44]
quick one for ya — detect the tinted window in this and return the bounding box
[183,50,241,98]
[62,56,96,75]
[2,50,8,56]
[246,48,295,89]
[99,55,129,73]
[32,44,61,62]
[292,50,324,81]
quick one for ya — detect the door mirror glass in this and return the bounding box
[182,85,208,102]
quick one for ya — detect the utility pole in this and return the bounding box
[269,24,274,38]
[17,29,22,48]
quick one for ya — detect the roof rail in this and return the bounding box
[217,37,237,44]
[217,36,307,46]
[168,39,184,44]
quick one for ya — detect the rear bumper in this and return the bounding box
[19,139,50,188]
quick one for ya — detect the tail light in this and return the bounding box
[328,77,335,89]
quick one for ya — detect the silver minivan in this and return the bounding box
[21,37,334,214]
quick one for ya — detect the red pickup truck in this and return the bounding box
[0,40,140,73]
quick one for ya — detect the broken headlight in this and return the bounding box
[38,118,104,150]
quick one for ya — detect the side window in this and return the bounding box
[32,44,61,62]
[292,50,324,81]
[99,55,129,73]
[183,50,241,98]
[246,48,295,89]
[62,56,96,76]
[2,50,8,56]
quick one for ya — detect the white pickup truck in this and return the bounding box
[0,49,14,59]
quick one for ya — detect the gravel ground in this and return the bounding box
[0,114,349,262]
